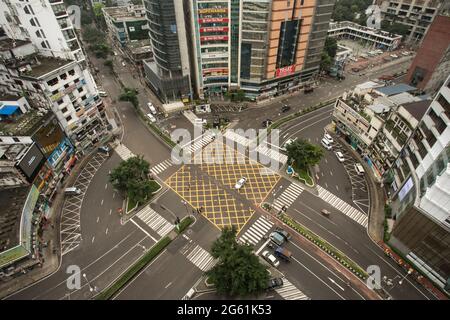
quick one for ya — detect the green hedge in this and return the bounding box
[176,216,194,234]
[136,109,176,148]
[280,214,368,280]
[96,236,172,300]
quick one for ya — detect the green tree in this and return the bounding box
[286,138,324,169]
[92,3,105,17]
[119,87,139,108]
[109,156,151,204]
[90,43,110,59]
[104,59,113,69]
[131,0,143,4]
[206,226,270,297]
[320,52,332,72]
[82,26,105,44]
[381,21,409,37]
[324,37,338,59]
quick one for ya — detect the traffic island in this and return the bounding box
[95,215,194,300]
[279,213,368,281]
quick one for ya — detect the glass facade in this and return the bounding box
[276,20,301,69]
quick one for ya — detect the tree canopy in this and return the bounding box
[206,226,270,297]
[286,138,324,169]
[381,21,410,37]
[109,156,152,204]
[332,0,373,23]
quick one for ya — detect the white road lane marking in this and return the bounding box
[105,228,108,235]
[105,184,108,190]
[328,277,345,291]
[101,199,104,206]
[109,209,112,215]
[96,217,99,223]
[91,236,95,243]
[130,219,158,242]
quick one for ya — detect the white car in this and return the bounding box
[261,250,280,268]
[324,133,333,143]
[282,138,297,152]
[146,113,156,123]
[335,151,345,162]
[235,177,247,189]
[147,102,157,114]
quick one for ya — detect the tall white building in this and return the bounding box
[0,0,84,62]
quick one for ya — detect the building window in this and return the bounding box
[65,115,72,122]
[57,99,64,105]
[409,151,420,169]
[61,107,68,113]
[52,90,58,95]
[60,73,67,80]
[437,94,450,119]
[74,78,79,83]
[68,69,75,76]
[428,109,447,134]
[24,5,31,15]
[41,41,47,49]
[420,122,437,148]
[77,87,83,93]
[35,30,42,38]
[64,84,69,89]
[81,95,87,101]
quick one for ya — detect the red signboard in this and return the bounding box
[275,65,295,78]
[198,18,229,24]
[200,27,229,33]
[200,35,229,42]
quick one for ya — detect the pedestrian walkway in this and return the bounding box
[275,278,309,300]
[134,205,174,238]
[183,132,215,154]
[317,186,368,228]
[255,144,288,166]
[182,243,216,272]
[114,143,134,161]
[238,216,273,246]
[150,159,173,175]
[272,183,304,212]
[223,130,253,147]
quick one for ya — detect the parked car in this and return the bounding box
[65,187,81,195]
[146,113,156,123]
[261,250,280,268]
[98,91,108,97]
[98,145,110,154]
[324,133,333,143]
[354,163,365,175]
[269,232,285,246]
[266,277,284,290]
[321,138,332,150]
[335,151,345,162]
[321,209,331,216]
[281,105,291,112]
[281,138,297,152]
[235,177,247,189]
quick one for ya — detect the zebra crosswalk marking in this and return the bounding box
[272,183,304,212]
[135,206,174,238]
[150,159,173,175]
[183,244,216,271]
[238,216,273,246]
[114,144,134,161]
[275,278,309,300]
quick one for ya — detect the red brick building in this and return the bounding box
[405,15,450,94]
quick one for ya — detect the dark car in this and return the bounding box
[266,277,284,290]
[274,227,291,242]
[262,119,273,128]
[281,105,291,112]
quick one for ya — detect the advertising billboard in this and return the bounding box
[48,137,74,169]
[198,8,227,14]
[200,35,229,42]
[198,18,229,24]
[200,27,229,33]
[17,143,45,182]
[33,116,65,158]
[275,65,296,78]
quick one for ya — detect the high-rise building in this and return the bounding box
[187,0,335,101]
[0,1,108,152]
[0,0,85,62]
[376,0,450,44]
[387,75,450,291]
[142,0,193,103]
[143,0,335,103]
[405,15,450,95]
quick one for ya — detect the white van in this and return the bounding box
[321,138,332,150]
[65,187,81,195]
[98,91,108,97]
[354,163,365,175]
[147,102,157,114]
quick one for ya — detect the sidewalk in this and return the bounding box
[0,146,108,299]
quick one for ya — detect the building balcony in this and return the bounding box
[49,0,64,4]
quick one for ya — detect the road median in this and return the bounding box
[95,215,194,300]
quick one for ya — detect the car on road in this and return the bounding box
[261,250,280,268]
[269,232,285,246]
[98,90,108,97]
[262,119,273,128]
[266,277,284,290]
[98,145,110,154]
[335,151,345,162]
[281,105,291,112]
[321,138,332,150]
[321,209,331,216]
[274,247,292,261]
[274,227,291,242]
[324,133,333,143]
[147,102,157,114]
[146,113,156,123]
[234,177,247,189]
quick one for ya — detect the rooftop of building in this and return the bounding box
[0,186,29,253]
[23,56,74,79]
[375,84,417,97]
[388,92,421,105]
[328,20,403,40]
[0,109,52,136]
[401,100,432,121]
[0,38,31,52]
[103,4,146,21]
[127,39,152,54]
[0,94,22,102]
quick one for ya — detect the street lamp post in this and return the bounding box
[83,273,98,294]
[399,268,414,285]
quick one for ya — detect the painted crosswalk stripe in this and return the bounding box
[238,216,273,245]
[150,159,173,175]
[317,186,368,228]
[114,144,134,161]
[184,244,216,271]
[273,183,304,211]
[275,278,309,300]
[223,130,252,147]
[135,206,174,238]
[255,144,288,165]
